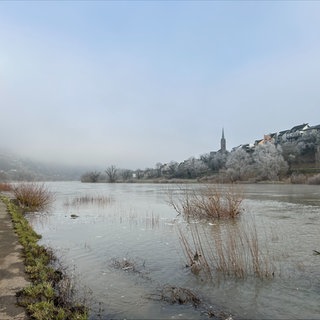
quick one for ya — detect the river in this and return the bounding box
[27,182,320,319]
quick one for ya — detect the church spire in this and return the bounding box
[220,128,226,153]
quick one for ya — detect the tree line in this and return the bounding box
[81,128,320,183]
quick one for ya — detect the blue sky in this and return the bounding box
[1,1,319,169]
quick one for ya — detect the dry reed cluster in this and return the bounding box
[13,183,54,212]
[168,185,243,220]
[0,182,13,192]
[64,195,113,207]
[169,185,274,279]
[178,220,275,279]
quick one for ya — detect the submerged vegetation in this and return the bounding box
[154,285,201,307]
[63,194,113,207]
[168,185,275,279]
[13,182,55,212]
[177,221,275,279]
[168,185,243,220]
[1,196,88,320]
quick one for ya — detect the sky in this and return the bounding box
[1,1,320,170]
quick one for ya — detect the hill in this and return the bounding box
[0,149,85,181]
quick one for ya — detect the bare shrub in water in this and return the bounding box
[110,257,137,271]
[158,285,201,307]
[168,184,243,220]
[149,285,201,308]
[178,219,275,279]
[13,183,54,212]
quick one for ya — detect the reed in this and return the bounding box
[13,183,54,212]
[177,218,275,279]
[0,182,13,192]
[168,184,243,220]
[64,194,113,207]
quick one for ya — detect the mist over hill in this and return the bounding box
[0,149,88,181]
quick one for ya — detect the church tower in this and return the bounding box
[220,128,226,153]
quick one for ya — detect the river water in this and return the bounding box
[27,182,320,319]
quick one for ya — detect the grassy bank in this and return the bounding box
[1,195,88,320]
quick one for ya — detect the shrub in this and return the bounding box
[168,185,243,220]
[307,173,320,185]
[0,182,13,192]
[290,173,307,184]
[13,183,54,212]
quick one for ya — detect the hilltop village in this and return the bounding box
[1,123,319,183]
[81,123,320,184]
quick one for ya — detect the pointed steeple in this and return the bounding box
[220,128,226,153]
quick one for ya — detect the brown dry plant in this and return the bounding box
[64,194,113,207]
[0,182,13,192]
[13,182,55,212]
[177,219,275,279]
[168,184,243,220]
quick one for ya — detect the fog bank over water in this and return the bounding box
[1,2,320,169]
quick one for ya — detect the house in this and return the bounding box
[277,123,309,143]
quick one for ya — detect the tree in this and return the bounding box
[155,162,163,178]
[201,152,228,173]
[105,165,117,183]
[226,148,253,181]
[175,157,207,179]
[135,169,143,180]
[120,169,133,181]
[81,171,100,183]
[252,143,288,181]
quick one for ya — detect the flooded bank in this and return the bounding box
[27,182,320,319]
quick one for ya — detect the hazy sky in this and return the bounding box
[1,1,319,169]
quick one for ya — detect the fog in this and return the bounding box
[1,2,320,170]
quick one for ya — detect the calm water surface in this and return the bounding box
[27,182,320,319]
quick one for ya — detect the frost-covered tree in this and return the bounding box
[225,148,253,181]
[252,143,288,181]
[200,152,228,172]
[176,157,207,178]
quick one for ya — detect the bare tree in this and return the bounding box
[121,169,133,181]
[105,165,117,183]
[81,171,100,183]
[135,169,143,179]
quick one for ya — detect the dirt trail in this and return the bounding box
[0,198,29,319]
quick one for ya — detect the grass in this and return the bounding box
[169,185,274,279]
[168,184,243,221]
[1,196,88,320]
[12,182,54,212]
[177,218,275,279]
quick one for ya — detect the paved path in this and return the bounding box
[0,198,29,320]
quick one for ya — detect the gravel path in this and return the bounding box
[0,198,29,319]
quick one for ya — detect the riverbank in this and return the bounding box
[0,194,88,320]
[0,197,29,320]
